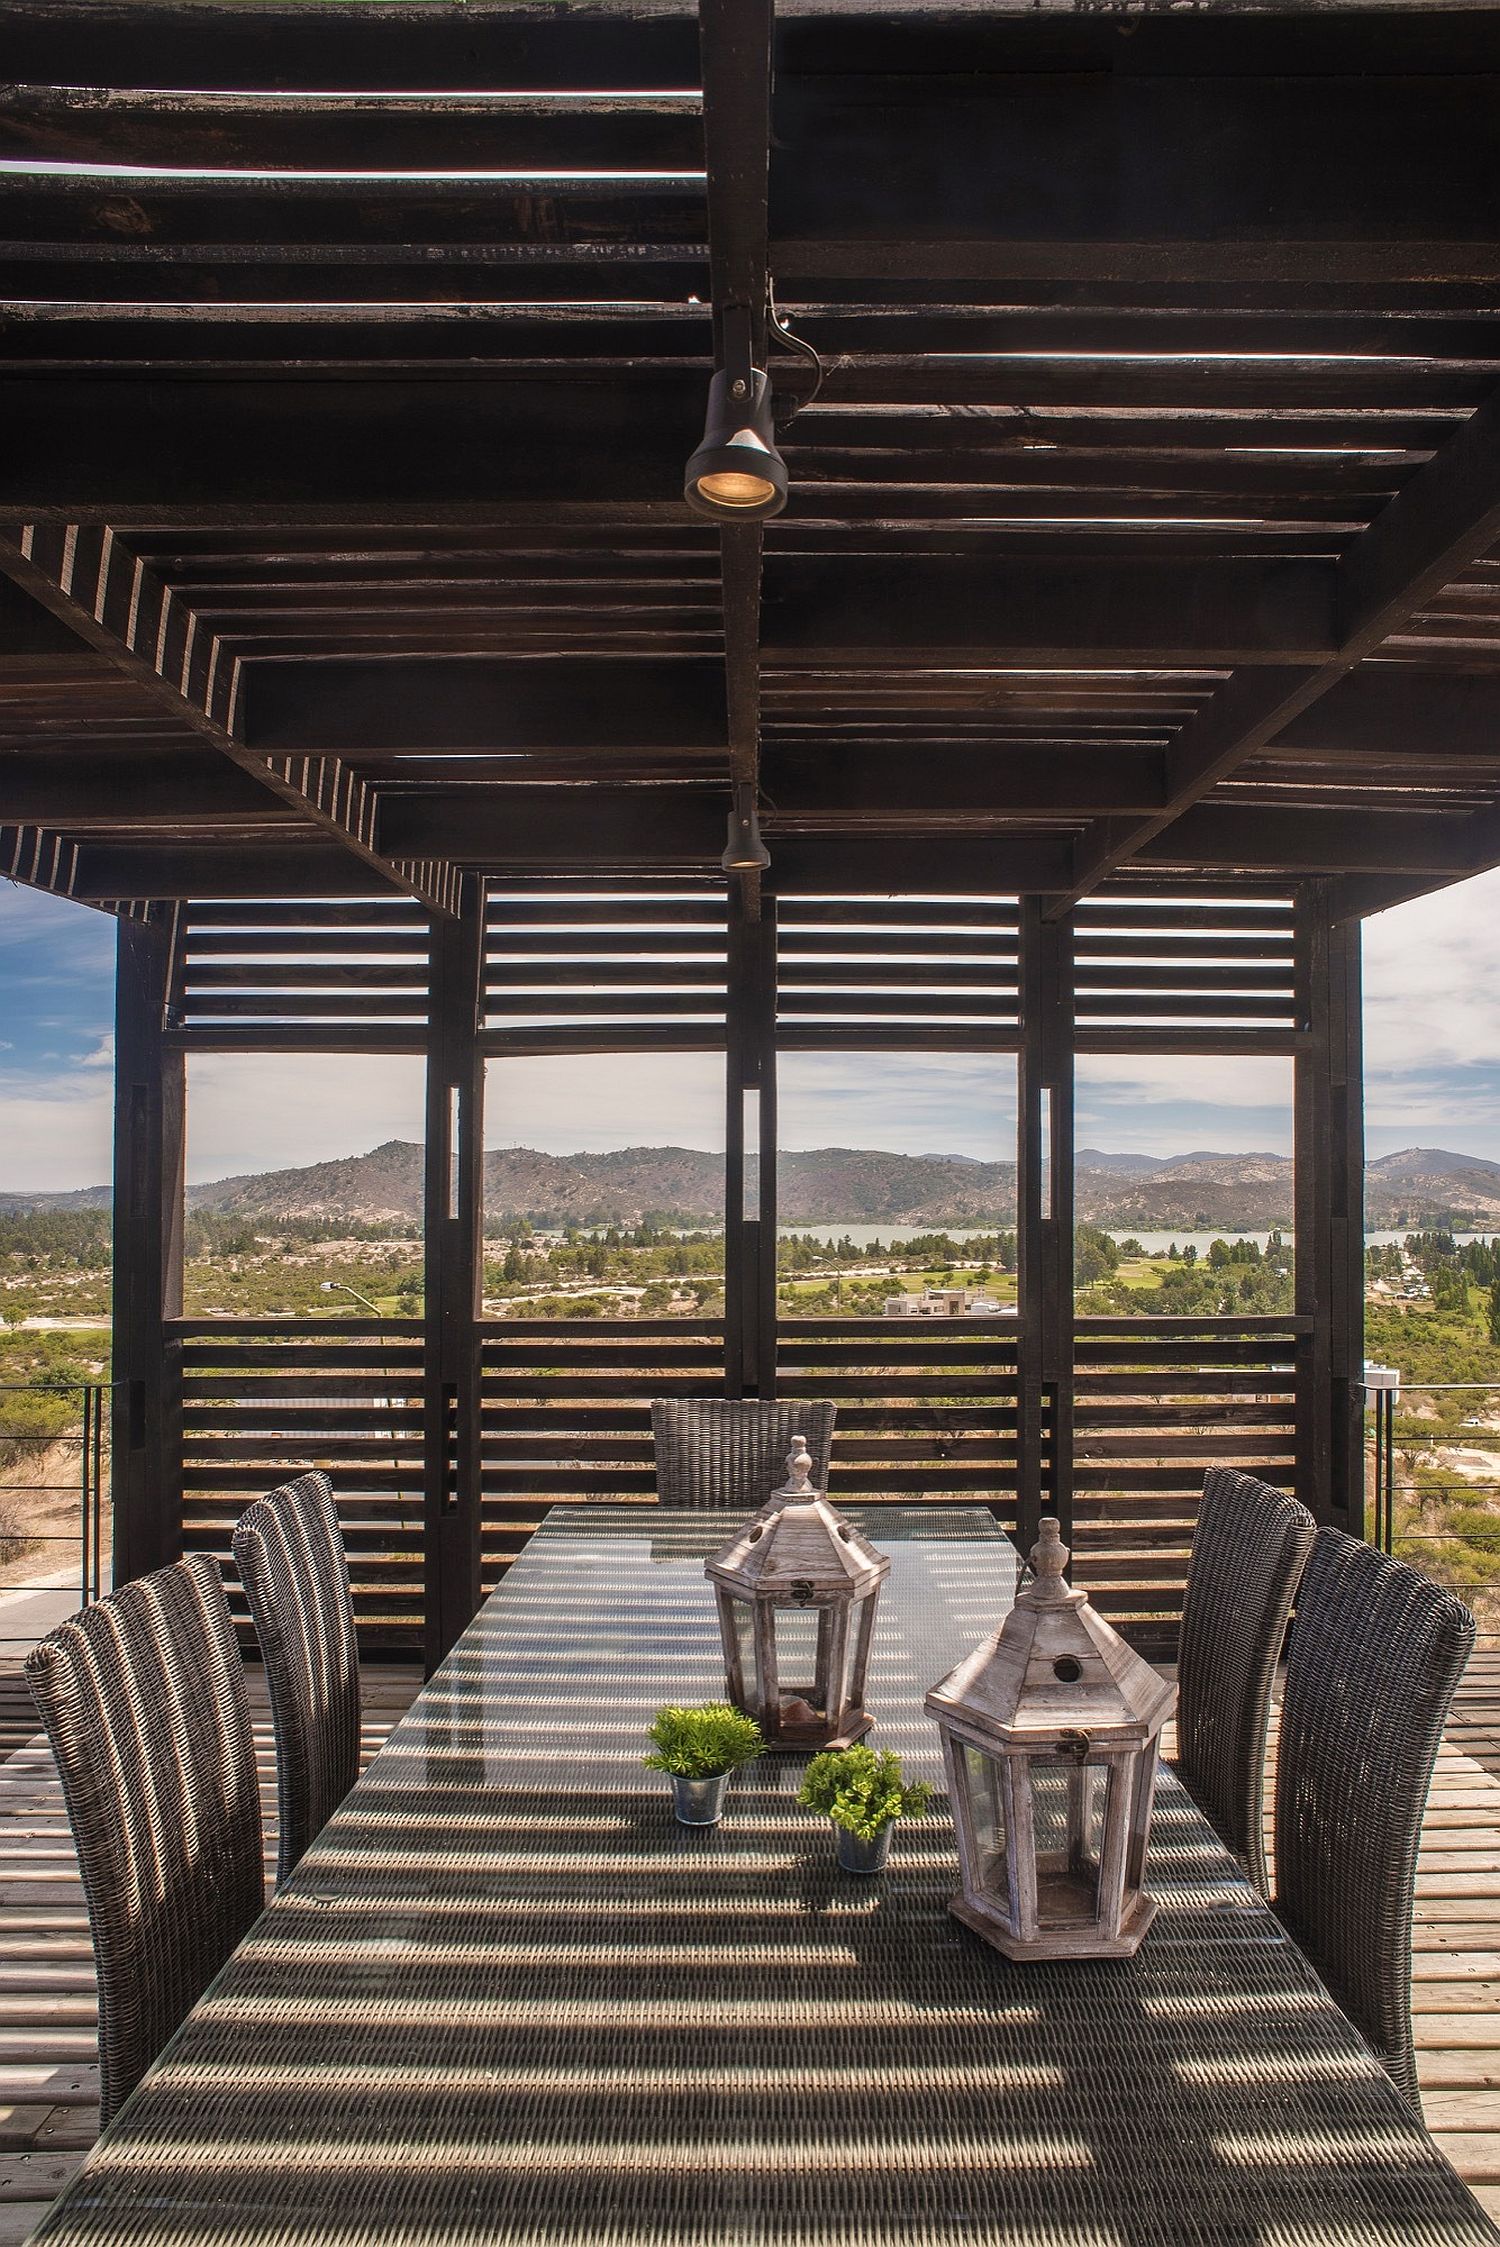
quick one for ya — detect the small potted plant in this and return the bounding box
[798,1744,932,1872]
[644,1702,764,1826]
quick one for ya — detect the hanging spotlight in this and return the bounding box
[685,367,788,521]
[722,783,771,872]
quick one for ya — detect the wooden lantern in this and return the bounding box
[925,1517,1175,1959]
[705,1436,889,1749]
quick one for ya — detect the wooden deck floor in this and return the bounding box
[0,1654,1494,2241]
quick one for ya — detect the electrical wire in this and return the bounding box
[767,280,823,429]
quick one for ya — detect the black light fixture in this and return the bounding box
[685,366,788,521]
[722,782,770,872]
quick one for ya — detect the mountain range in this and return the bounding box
[7,1142,1500,1232]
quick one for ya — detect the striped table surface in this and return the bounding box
[29,1507,1498,2247]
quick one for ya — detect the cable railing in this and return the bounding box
[1364,1374,1500,1647]
[0,1381,115,1654]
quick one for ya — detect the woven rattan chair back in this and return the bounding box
[650,1398,836,1510]
[25,1553,263,2125]
[1174,1467,1315,1893]
[1275,1527,1475,2110]
[233,1470,362,1887]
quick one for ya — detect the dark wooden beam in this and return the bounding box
[1327,795,1500,918]
[771,64,1500,285]
[0,378,703,525]
[0,752,300,826]
[1055,375,1500,907]
[244,659,728,758]
[0,821,97,909]
[111,905,184,1582]
[0,526,460,912]
[423,878,486,1673]
[70,841,389,900]
[1017,899,1074,1551]
[1139,805,1478,875]
[1295,884,1365,1532]
[1277,668,1500,761]
[762,556,1336,668]
[2,2,702,89]
[378,749,1168,859]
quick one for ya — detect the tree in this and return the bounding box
[1489,1279,1500,1347]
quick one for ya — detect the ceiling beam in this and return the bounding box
[67,841,393,902]
[378,749,1169,857]
[770,63,1500,288]
[236,655,1500,769]
[243,658,728,759]
[0,378,704,526]
[0,752,301,827]
[763,556,1335,668]
[1137,805,1480,875]
[1053,375,1500,911]
[1328,798,1500,919]
[0,525,460,913]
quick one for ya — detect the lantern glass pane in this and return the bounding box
[961,1744,1008,1900]
[773,1603,827,1734]
[727,1596,756,1708]
[1030,1756,1113,1926]
[847,1592,877,1708]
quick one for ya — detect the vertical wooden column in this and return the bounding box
[423,876,485,1671]
[725,880,777,1397]
[1017,900,1076,1548]
[1295,881,1366,1530]
[111,905,184,1584]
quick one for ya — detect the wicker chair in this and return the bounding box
[233,1470,362,1888]
[1275,1527,1475,2111]
[650,1398,837,1510]
[25,1554,264,2125]
[1172,1467,1316,1894]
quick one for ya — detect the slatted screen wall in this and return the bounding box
[484,878,728,1050]
[775,893,1022,1047]
[172,898,432,1048]
[1072,888,1299,1042]
[1071,1318,1303,1655]
[178,1320,426,1651]
[163,880,1312,1655]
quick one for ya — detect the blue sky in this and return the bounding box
[1,869,1499,1188]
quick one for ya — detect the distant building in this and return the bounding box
[883,1287,1008,1317]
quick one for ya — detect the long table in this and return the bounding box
[32,1507,1499,2247]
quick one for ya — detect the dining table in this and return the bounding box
[28,1504,1500,2247]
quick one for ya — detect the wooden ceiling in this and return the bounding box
[4,0,1500,916]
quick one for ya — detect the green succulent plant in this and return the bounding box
[798,1746,933,1842]
[643,1702,765,1779]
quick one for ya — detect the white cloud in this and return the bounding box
[0,1073,113,1191]
[186,1053,427,1182]
[1363,866,1500,1077]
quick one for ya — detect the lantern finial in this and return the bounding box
[1028,1517,1070,1598]
[782,1435,814,1497]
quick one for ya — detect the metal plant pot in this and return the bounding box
[670,1771,730,1826]
[834,1822,892,1873]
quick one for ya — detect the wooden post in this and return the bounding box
[725,881,776,1397]
[1018,900,1076,1547]
[423,876,485,1670]
[111,906,184,1584]
[1295,881,1366,1530]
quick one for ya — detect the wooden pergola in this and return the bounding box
[4,0,1500,1664]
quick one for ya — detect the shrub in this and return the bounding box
[643,1702,764,1779]
[799,1745,932,1840]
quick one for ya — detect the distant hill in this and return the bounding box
[7,1140,1500,1232]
